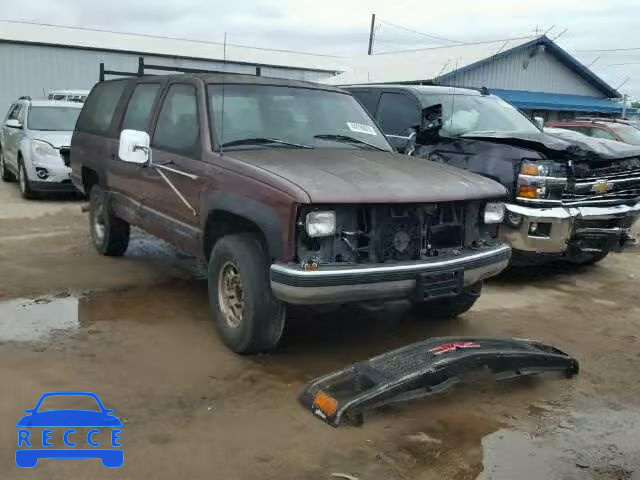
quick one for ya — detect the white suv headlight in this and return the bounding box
[484,202,505,224]
[32,140,57,158]
[306,211,336,237]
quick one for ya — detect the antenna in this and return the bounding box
[220,32,227,156]
[449,57,459,133]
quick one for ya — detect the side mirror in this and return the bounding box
[5,119,22,129]
[534,116,545,130]
[118,129,151,165]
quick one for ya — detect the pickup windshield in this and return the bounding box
[208,84,392,151]
[28,106,81,131]
[420,93,540,136]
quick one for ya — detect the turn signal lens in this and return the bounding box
[518,185,539,198]
[313,391,338,416]
[520,164,539,176]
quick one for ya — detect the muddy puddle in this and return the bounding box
[0,294,82,342]
[0,279,638,479]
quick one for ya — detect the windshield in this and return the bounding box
[610,123,640,145]
[28,106,81,131]
[420,94,541,136]
[208,84,392,151]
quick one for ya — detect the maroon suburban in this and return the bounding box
[71,74,510,353]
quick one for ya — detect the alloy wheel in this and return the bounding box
[218,261,245,329]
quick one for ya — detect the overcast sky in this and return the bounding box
[6,0,640,98]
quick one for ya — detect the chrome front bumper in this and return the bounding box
[500,202,640,254]
[270,244,511,305]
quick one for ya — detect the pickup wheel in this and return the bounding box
[89,185,130,256]
[412,282,482,319]
[208,233,286,354]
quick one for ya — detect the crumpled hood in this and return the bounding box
[227,148,506,203]
[31,131,72,149]
[461,131,640,161]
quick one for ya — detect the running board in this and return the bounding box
[299,337,579,427]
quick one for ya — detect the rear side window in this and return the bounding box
[77,81,128,134]
[589,127,617,141]
[121,84,161,132]
[6,103,20,121]
[376,92,421,135]
[350,90,378,116]
[153,84,199,156]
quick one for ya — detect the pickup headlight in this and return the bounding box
[517,160,567,201]
[32,140,58,158]
[484,202,505,224]
[306,211,336,237]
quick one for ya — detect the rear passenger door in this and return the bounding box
[144,82,208,244]
[109,80,163,206]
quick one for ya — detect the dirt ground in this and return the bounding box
[1,181,639,480]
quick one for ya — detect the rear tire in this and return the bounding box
[208,233,286,354]
[0,149,14,182]
[89,185,130,256]
[412,282,482,319]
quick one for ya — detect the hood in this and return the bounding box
[228,148,506,203]
[31,131,72,148]
[461,131,640,161]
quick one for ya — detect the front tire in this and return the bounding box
[208,233,286,353]
[17,160,34,198]
[89,185,130,256]
[412,282,482,319]
[566,250,609,265]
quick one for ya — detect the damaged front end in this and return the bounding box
[270,201,511,305]
[299,337,579,427]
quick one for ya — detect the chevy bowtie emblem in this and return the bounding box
[591,179,613,194]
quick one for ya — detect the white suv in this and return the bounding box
[0,98,82,198]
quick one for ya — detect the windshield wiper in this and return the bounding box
[220,138,314,149]
[313,134,388,152]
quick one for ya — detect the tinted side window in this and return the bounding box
[121,84,161,132]
[350,90,378,115]
[589,127,617,141]
[6,103,20,121]
[153,84,199,156]
[376,92,421,135]
[77,81,128,134]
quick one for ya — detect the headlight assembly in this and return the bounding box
[306,211,336,238]
[32,140,57,158]
[484,202,505,224]
[517,160,567,201]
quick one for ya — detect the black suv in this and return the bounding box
[347,85,640,265]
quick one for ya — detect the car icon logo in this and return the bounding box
[15,391,123,468]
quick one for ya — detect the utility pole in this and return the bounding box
[622,93,628,118]
[368,13,376,55]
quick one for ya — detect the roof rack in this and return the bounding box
[99,56,262,82]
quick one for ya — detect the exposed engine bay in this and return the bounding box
[296,201,497,266]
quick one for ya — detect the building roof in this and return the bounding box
[326,35,620,99]
[491,89,629,113]
[0,20,345,73]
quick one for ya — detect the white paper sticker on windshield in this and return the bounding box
[346,122,377,136]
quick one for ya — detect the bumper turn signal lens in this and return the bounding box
[313,391,338,416]
[518,185,539,198]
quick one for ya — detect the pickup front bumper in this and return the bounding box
[300,337,579,427]
[500,202,640,255]
[270,243,511,305]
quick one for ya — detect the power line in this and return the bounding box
[377,19,465,45]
